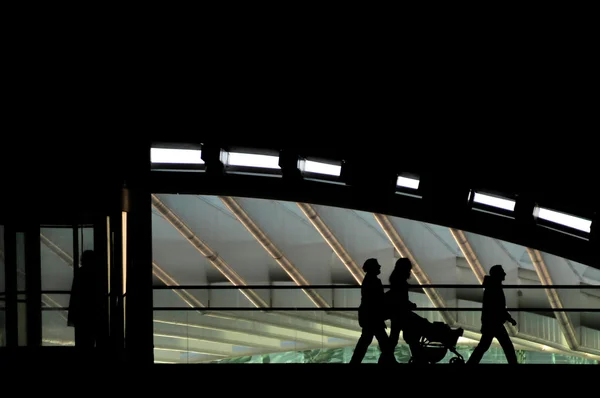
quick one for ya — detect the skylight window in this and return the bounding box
[304,160,341,177]
[226,152,280,169]
[538,208,592,233]
[151,148,204,164]
[397,176,420,189]
[473,192,516,212]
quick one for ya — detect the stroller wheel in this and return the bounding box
[449,357,465,365]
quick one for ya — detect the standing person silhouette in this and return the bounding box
[350,259,393,364]
[467,264,518,364]
[68,250,102,348]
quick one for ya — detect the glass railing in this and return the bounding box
[40,291,72,346]
[10,284,597,364]
[152,284,600,365]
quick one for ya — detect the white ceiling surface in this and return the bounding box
[235,198,341,285]
[151,194,600,308]
[309,204,397,284]
[156,194,275,286]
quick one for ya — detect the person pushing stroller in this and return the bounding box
[384,258,464,364]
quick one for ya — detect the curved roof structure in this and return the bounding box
[35,194,600,364]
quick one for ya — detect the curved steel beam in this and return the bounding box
[527,248,579,351]
[373,214,456,326]
[219,196,330,308]
[152,263,205,309]
[296,203,364,284]
[151,194,268,308]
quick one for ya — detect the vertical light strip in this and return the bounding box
[106,216,111,330]
[122,211,127,297]
[122,211,127,332]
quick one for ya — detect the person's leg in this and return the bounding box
[403,327,424,363]
[467,332,494,364]
[496,327,518,364]
[350,328,375,364]
[374,327,396,364]
[388,319,401,350]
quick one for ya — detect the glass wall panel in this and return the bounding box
[39,226,93,346]
[151,193,600,364]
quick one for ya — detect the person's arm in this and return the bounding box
[506,312,517,326]
[401,284,417,310]
[500,290,517,326]
[504,296,517,325]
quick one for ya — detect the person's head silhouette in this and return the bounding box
[390,258,412,286]
[489,264,506,283]
[363,258,381,275]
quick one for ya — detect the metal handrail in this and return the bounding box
[151,284,600,290]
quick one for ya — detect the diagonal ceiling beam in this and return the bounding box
[449,228,486,283]
[152,262,205,309]
[40,234,74,268]
[449,228,519,336]
[6,239,68,321]
[527,248,579,351]
[219,196,330,308]
[296,203,364,284]
[373,214,457,326]
[151,194,268,308]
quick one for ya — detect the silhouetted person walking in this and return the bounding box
[467,265,518,365]
[350,259,392,364]
[384,258,426,362]
[68,250,102,348]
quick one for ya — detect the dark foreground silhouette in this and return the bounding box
[68,250,103,348]
[383,258,464,364]
[467,264,518,365]
[349,259,393,364]
[349,258,522,365]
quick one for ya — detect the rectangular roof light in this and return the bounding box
[538,208,592,233]
[151,148,204,164]
[473,192,516,212]
[304,160,341,176]
[397,176,420,189]
[226,152,280,169]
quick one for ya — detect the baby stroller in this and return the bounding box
[404,318,465,365]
